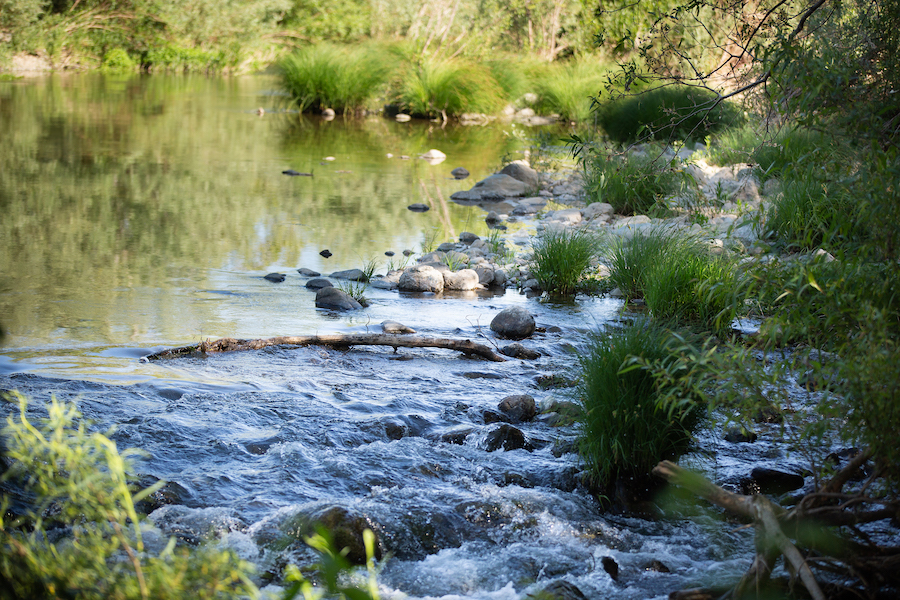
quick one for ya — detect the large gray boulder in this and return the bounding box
[443,269,480,291]
[490,306,536,339]
[399,265,444,293]
[315,287,362,311]
[499,160,539,190]
[450,174,527,202]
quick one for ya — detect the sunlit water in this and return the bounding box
[0,73,796,599]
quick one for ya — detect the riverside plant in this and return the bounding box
[395,55,505,119]
[581,149,692,216]
[607,229,740,332]
[530,227,601,296]
[0,393,258,600]
[576,322,705,494]
[336,258,378,306]
[532,57,613,122]
[279,44,393,114]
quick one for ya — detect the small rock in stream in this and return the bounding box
[535,580,589,600]
[500,342,540,360]
[483,423,528,452]
[297,267,321,277]
[497,394,537,423]
[724,426,758,443]
[305,278,334,290]
[381,320,416,334]
[315,287,362,311]
[490,306,536,340]
[319,249,333,258]
[263,273,285,283]
[408,203,430,212]
[601,556,619,581]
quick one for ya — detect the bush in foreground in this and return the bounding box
[0,393,258,600]
[530,227,601,296]
[576,322,704,498]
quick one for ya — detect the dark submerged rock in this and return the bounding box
[490,306,536,340]
[264,273,285,283]
[408,203,430,212]
[644,559,671,573]
[483,423,528,452]
[724,426,758,443]
[319,249,333,258]
[284,505,380,564]
[315,287,362,311]
[745,467,806,495]
[500,343,540,360]
[451,167,470,180]
[602,556,619,581]
[534,580,589,600]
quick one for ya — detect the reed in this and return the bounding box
[395,56,505,119]
[532,57,612,122]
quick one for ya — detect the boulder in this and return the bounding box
[483,423,528,452]
[305,278,334,290]
[443,269,480,291]
[399,265,444,293]
[315,287,363,311]
[499,161,539,189]
[450,174,527,202]
[498,395,537,423]
[490,307,536,339]
[283,505,380,565]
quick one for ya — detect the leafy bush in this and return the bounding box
[145,45,226,73]
[279,44,393,114]
[596,86,740,144]
[576,322,705,490]
[530,227,601,295]
[0,393,258,600]
[101,48,136,72]
[395,56,505,119]
[583,151,691,216]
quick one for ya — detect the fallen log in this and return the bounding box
[142,334,507,362]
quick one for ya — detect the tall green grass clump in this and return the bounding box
[396,56,505,119]
[607,229,739,331]
[530,227,601,295]
[0,393,258,600]
[584,152,691,216]
[597,86,740,144]
[279,44,392,114]
[532,58,612,122]
[576,322,705,493]
[764,175,861,251]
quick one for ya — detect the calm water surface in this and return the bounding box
[0,73,759,599]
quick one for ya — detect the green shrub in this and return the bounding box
[530,227,601,295]
[583,151,691,216]
[0,393,258,600]
[145,45,226,73]
[606,227,678,300]
[101,48,136,72]
[279,44,393,114]
[596,86,740,144]
[576,322,705,490]
[395,56,505,119]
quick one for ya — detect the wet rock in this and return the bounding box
[483,423,528,452]
[451,167,470,180]
[443,269,479,291]
[330,268,369,282]
[440,426,474,445]
[490,306,536,340]
[724,426,758,443]
[535,580,589,600]
[134,476,188,515]
[754,406,783,424]
[315,287,362,311]
[602,556,619,581]
[283,505,380,564]
[384,250,395,257]
[408,203,430,212]
[482,409,505,424]
[461,371,504,380]
[534,374,577,390]
[747,467,805,495]
[459,231,479,244]
[498,394,537,423]
[381,320,416,334]
[319,249,333,258]
[500,343,540,360]
[450,174,528,202]
[499,161,539,190]
[472,264,495,286]
[264,273,285,283]
[305,278,334,290]
[297,267,321,277]
[403,249,414,256]
[643,559,671,573]
[540,399,581,427]
[399,265,444,293]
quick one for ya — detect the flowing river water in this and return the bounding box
[0,73,793,599]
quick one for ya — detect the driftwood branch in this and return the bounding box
[143,334,507,362]
[653,460,826,600]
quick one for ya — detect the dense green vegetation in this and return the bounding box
[529,227,601,295]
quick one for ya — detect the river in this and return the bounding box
[0,73,759,599]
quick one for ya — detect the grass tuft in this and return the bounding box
[576,321,705,490]
[395,56,505,119]
[530,227,601,296]
[583,151,691,216]
[279,44,392,114]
